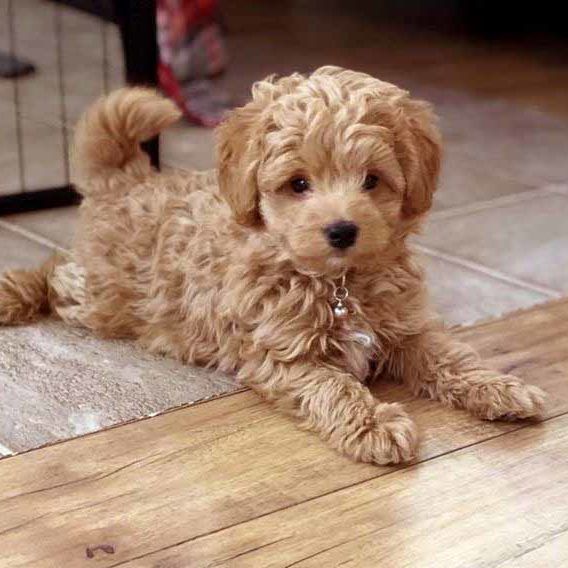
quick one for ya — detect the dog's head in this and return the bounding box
[217,66,441,275]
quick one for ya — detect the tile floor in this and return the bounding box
[0,0,567,455]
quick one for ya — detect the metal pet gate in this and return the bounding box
[0,0,158,216]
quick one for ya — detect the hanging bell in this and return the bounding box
[334,300,348,318]
[332,276,350,319]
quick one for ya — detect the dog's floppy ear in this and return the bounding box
[396,98,442,218]
[216,103,263,226]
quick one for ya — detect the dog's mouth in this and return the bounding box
[288,247,353,276]
[276,229,361,275]
[326,253,350,271]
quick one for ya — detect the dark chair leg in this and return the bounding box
[114,0,160,169]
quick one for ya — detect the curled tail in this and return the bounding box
[73,87,181,197]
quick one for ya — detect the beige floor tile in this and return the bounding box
[0,74,59,129]
[397,87,568,206]
[0,82,13,112]
[161,123,217,171]
[1,114,68,193]
[0,101,22,196]
[0,0,6,36]
[0,92,15,114]
[16,71,76,126]
[434,95,568,188]
[434,147,536,211]
[0,159,23,196]
[549,184,568,196]
[418,192,568,294]
[21,118,68,190]
[0,226,52,270]
[419,253,551,327]
[4,206,78,249]
[0,320,238,452]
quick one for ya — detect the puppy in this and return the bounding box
[0,66,545,464]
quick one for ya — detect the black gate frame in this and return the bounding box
[0,0,158,216]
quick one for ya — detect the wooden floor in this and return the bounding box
[1,300,568,567]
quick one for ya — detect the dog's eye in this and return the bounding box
[362,174,379,191]
[290,177,311,194]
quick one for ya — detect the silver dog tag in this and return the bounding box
[351,331,373,348]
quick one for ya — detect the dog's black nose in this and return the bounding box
[324,220,359,249]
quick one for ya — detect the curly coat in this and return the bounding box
[0,67,545,464]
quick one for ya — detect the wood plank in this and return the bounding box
[123,415,568,568]
[0,299,567,567]
[498,531,568,568]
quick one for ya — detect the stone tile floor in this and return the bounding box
[0,0,567,455]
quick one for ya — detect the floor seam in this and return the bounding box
[429,185,566,222]
[0,388,250,460]
[0,219,69,253]
[413,243,563,299]
[544,183,568,196]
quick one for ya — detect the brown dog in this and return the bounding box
[0,66,545,464]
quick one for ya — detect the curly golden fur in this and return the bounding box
[0,67,546,464]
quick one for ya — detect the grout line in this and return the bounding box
[414,243,563,299]
[0,442,15,457]
[0,219,69,253]
[430,187,551,221]
[544,183,568,196]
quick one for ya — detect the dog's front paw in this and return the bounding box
[466,376,546,421]
[344,402,419,465]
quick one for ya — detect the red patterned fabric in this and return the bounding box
[157,0,230,127]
